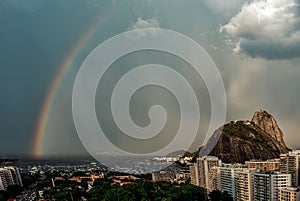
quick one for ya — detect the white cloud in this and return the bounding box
[131,17,159,29]
[221,0,300,59]
[129,17,160,39]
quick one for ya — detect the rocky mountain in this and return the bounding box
[251,109,286,147]
[199,110,289,163]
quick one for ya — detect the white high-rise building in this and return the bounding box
[279,187,300,201]
[220,166,237,200]
[234,168,255,201]
[280,150,300,186]
[208,166,221,192]
[253,172,291,201]
[0,167,23,190]
[189,156,221,188]
[5,166,22,186]
[189,163,199,186]
[218,164,249,201]
[197,156,222,188]
[0,171,5,191]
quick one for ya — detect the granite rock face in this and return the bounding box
[200,110,289,163]
[251,109,286,147]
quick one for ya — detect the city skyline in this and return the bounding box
[1,0,300,156]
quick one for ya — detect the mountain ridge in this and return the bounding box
[197,110,289,163]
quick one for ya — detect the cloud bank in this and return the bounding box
[221,0,300,59]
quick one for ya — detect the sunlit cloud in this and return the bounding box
[221,0,300,59]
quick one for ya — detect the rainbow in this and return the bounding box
[32,7,115,158]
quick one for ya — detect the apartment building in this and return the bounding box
[189,163,199,186]
[279,187,300,201]
[189,156,221,188]
[208,166,221,192]
[280,150,300,186]
[234,168,255,201]
[220,166,238,200]
[253,172,291,201]
[0,167,23,190]
[246,159,280,172]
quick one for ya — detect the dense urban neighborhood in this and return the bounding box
[1,149,300,200]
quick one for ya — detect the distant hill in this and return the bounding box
[0,158,18,164]
[166,150,189,157]
[198,110,289,163]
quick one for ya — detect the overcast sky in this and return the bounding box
[1,0,300,156]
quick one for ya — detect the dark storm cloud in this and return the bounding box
[2,0,300,156]
[238,39,300,60]
[221,0,300,60]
